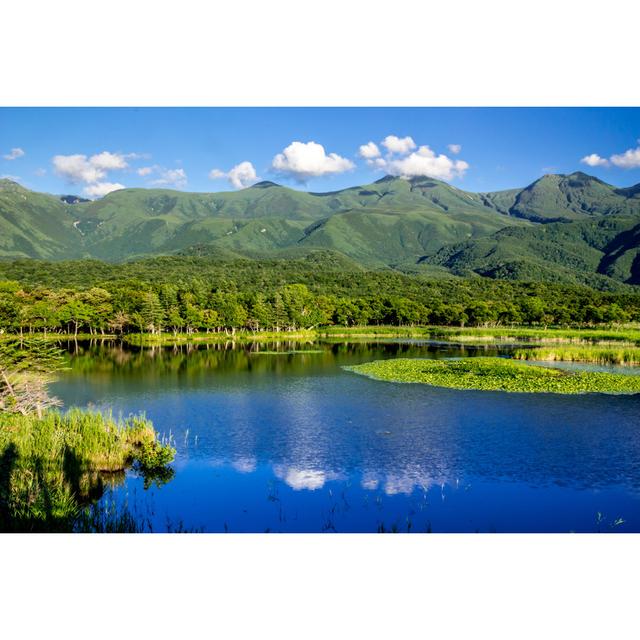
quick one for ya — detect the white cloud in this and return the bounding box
[53,154,105,183]
[358,141,381,159]
[580,153,609,167]
[89,151,128,171]
[271,141,354,181]
[382,145,469,180]
[52,151,129,184]
[447,144,462,155]
[151,167,187,188]
[137,166,154,176]
[83,182,125,198]
[209,161,258,189]
[381,135,416,155]
[610,145,640,169]
[3,147,25,161]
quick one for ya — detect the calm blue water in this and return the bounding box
[52,341,640,532]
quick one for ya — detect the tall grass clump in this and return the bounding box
[0,409,175,532]
[426,326,640,345]
[515,346,640,365]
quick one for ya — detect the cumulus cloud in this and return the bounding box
[610,145,640,169]
[82,182,125,198]
[361,135,468,181]
[137,166,154,176]
[52,151,129,184]
[271,141,354,181]
[209,161,258,189]
[580,141,640,170]
[89,151,128,171]
[358,141,381,159]
[150,167,187,188]
[381,145,469,180]
[3,147,25,161]
[53,154,105,183]
[580,153,609,167]
[381,135,416,155]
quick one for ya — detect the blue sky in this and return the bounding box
[1,107,639,197]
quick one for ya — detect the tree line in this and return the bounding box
[1,272,639,336]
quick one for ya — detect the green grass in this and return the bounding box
[249,349,325,355]
[0,409,175,532]
[320,324,640,344]
[319,325,434,338]
[122,330,317,346]
[344,357,640,394]
[425,325,640,345]
[515,345,640,365]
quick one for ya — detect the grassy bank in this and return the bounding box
[4,324,640,347]
[0,409,174,532]
[320,325,640,344]
[122,329,317,347]
[424,326,640,345]
[345,357,640,394]
[515,345,640,365]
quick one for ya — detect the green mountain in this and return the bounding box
[0,175,527,263]
[0,180,81,259]
[481,172,640,222]
[424,215,640,287]
[1,172,639,288]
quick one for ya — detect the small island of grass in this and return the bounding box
[344,357,640,394]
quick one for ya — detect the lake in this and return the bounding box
[51,339,640,533]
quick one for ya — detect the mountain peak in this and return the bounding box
[251,180,281,189]
[373,175,401,184]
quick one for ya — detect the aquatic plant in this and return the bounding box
[345,357,640,394]
[0,409,175,532]
[514,345,640,365]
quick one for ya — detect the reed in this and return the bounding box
[514,345,640,365]
[0,409,175,531]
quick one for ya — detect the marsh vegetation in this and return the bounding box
[514,345,640,365]
[0,339,175,532]
[345,357,640,394]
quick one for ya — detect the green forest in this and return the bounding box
[1,253,639,336]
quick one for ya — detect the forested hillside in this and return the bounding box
[1,170,639,287]
[1,253,638,336]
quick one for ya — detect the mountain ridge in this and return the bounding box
[1,173,639,288]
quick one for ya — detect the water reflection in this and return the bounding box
[51,340,640,532]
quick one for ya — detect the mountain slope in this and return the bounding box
[481,172,640,222]
[423,215,640,287]
[2,175,525,263]
[0,180,82,259]
[1,173,639,289]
